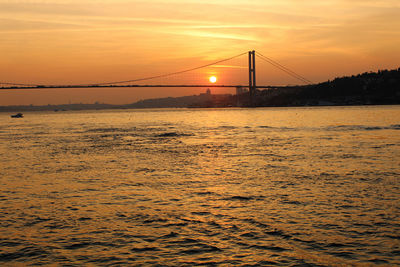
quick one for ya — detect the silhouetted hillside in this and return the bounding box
[1,68,399,112]
[126,94,210,108]
[254,68,400,106]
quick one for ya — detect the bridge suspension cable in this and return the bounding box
[81,51,248,86]
[256,52,313,85]
[1,50,314,88]
[0,82,43,87]
[0,52,247,88]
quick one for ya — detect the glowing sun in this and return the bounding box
[209,76,217,83]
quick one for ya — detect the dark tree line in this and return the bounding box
[254,68,400,106]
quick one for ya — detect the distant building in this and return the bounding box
[236,86,249,107]
[236,86,248,95]
[200,88,212,96]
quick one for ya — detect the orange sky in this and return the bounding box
[1,0,399,105]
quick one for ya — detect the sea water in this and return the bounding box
[0,106,399,266]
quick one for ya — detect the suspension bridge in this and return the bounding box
[0,50,312,105]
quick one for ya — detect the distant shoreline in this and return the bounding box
[1,103,399,113]
[1,67,399,111]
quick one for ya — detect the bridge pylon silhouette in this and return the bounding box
[248,50,256,106]
[1,49,312,107]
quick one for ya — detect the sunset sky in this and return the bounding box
[1,0,399,105]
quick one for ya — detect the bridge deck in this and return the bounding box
[0,85,284,90]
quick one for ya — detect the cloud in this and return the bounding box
[212,65,247,69]
[167,30,257,42]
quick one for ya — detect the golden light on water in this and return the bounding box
[1,107,400,265]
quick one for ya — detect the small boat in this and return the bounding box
[11,113,24,118]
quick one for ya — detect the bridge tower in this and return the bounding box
[248,50,256,106]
